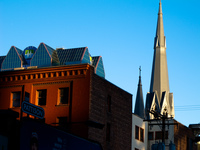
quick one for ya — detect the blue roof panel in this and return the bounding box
[92,56,99,67]
[95,57,105,78]
[44,43,55,56]
[57,47,86,65]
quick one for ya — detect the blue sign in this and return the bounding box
[22,101,44,119]
[23,46,37,59]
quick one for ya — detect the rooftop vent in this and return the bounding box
[56,48,65,50]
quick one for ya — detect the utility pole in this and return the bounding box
[145,109,178,145]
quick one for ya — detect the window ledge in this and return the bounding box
[55,104,69,107]
[10,107,21,109]
[37,105,46,108]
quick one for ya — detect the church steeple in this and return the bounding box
[154,0,166,49]
[150,0,169,101]
[134,67,145,119]
[145,0,174,119]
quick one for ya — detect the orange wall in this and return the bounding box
[0,64,91,137]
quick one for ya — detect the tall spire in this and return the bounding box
[134,66,145,119]
[150,0,169,101]
[154,0,166,49]
[145,1,174,119]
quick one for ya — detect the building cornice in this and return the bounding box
[0,64,90,84]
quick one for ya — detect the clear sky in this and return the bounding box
[0,0,200,127]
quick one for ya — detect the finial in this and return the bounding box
[159,0,162,14]
[139,66,141,77]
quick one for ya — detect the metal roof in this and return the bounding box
[56,47,86,65]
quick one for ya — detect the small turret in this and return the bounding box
[134,66,145,119]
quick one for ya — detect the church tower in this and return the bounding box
[145,0,175,119]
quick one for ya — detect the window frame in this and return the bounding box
[155,131,168,140]
[107,95,111,113]
[37,89,47,106]
[148,132,154,140]
[155,131,162,140]
[140,128,144,142]
[57,117,68,128]
[58,87,69,105]
[135,125,145,142]
[11,91,21,108]
[106,123,111,142]
[135,125,139,140]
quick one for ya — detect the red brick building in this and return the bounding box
[0,63,132,150]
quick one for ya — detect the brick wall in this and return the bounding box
[174,120,196,150]
[89,70,132,150]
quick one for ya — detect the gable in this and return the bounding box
[94,56,105,78]
[31,43,52,67]
[96,57,105,78]
[81,48,90,64]
[1,46,23,70]
[149,92,161,119]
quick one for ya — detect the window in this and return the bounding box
[106,123,111,142]
[57,117,68,128]
[187,137,193,150]
[148,132,154,140]
[107,95,111,112]
[135,126,144,142]
[135,126,139,140]
[58,88,69,104]
[12,92,21,107]
[140,128,144,142]
[25,92,30,102]
[37,90,47,105]
[155,131,168,140]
